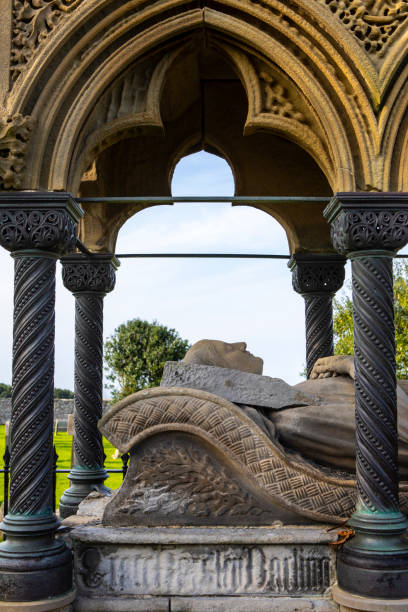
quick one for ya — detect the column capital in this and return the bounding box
[61,253,119,295]
[289,252,346,295]
[0,191,83,255]
[324,192,408,255]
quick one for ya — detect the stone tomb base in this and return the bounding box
[68,525,339,611]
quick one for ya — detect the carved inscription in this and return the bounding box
[323,0,408,55]
[77,544,333,596]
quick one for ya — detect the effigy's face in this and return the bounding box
[183,339,263,374]
[220,341,263,374]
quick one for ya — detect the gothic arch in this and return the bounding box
[4,0,397,194]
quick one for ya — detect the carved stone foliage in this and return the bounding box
[0,208,77,253]
[0,115,33,190]
[259,71,307,123]
[62,257,117,294]
[104,436,272,527]
[323,0,408,55]
[11,0,84,81]
[331,209,408,253]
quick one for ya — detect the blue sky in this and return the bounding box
[0,151,355,393]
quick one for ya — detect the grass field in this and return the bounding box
[0,424,125,510]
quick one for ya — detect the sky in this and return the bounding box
[0,151,356,394]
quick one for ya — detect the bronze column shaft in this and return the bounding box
[59,254,119,519]
[325,192,408,600]
[0,194,83,604]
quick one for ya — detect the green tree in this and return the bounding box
[54,388,75,399]
[104,318,190,400]
[333,261,408,379]
[0,383,11,398]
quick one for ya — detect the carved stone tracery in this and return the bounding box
[259,71,307,123]
[323,0,408,55]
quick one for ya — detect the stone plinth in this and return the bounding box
[69,525,339,611]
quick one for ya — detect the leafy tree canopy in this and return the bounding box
[334,261,408,379]
[0,383,11,398]
[104,318,190,400]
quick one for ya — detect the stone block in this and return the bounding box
[70,526,337,606]
[161,362,312,409]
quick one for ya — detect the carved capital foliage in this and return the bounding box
[323,0,408,56]
[325,194,408,254]
[290,255,346,294]
[11,0,84,82]
[61,255,118,294]
[331,210,408,254]
[0,208,77,254]
[0,115,34,190]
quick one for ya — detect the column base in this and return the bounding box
[0,514,73,602]
[0,589,76,611]
[59,467,111,519]
[333,584,408,611]
[337,511,408,599]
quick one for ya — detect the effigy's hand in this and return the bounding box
[310,355,355,380]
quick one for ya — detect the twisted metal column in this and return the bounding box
[325,193,408,601]
[59,254,118,518]
[353,255,399,514]
[10,255,56,516]
[304,294,334,378]
[0,194,83,604]
[289,253,346,378]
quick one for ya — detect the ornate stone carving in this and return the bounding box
[99,387,408,525]
[331,209,408,253]
[259,71,307,123]
[323,0,408,55]
[0,208,77,254]
[104,436,271,526]
[62,258,117,294]
[0,115,33,190]
[11,0,84,81]
[102,67,155,125]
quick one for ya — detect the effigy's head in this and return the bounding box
[182,339,263,375]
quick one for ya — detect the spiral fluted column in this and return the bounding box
[0,193,83,604]
[289,253,346,378]
[59,254,118,518]
[325,192,408,601]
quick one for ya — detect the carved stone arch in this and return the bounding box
[69,46,186,196]
[377,63,408,191]
[216,42,335,187]
[6,0,385,194]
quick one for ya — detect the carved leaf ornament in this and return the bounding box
[0,114,33,190]
[125,443,267,518]
[11,0,84,81]
[323,0,408,54]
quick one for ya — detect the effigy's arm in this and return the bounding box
[310,355,355,380]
